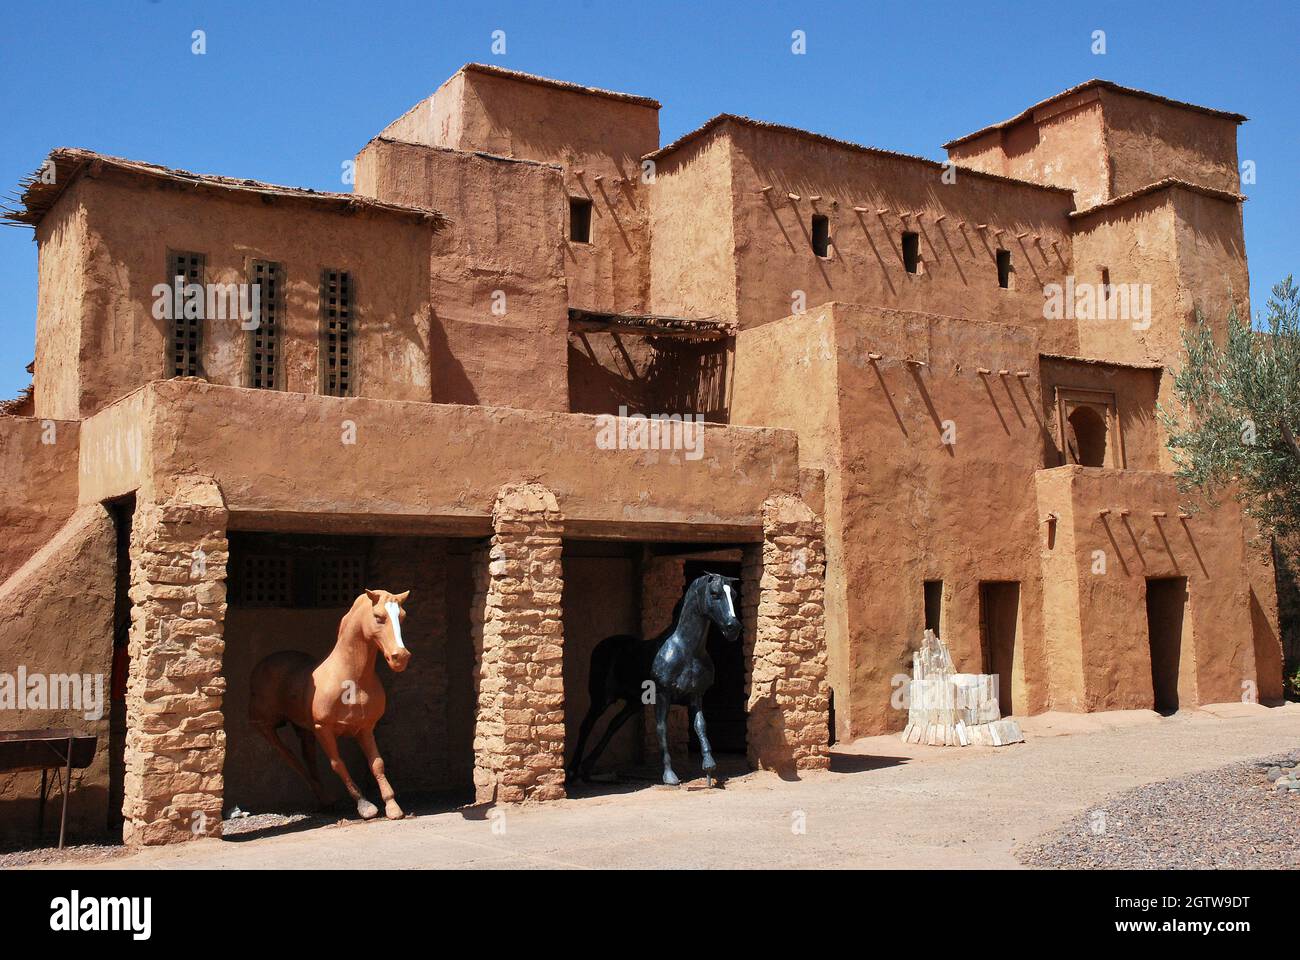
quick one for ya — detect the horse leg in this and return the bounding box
[293,725,327,805]
[689,696,717,787]
[254,721,323,799]
[315,726,379,820]
[579,700,641,780]
[357,728,404,820]
[567,698,611,783]
[656,696,680,786]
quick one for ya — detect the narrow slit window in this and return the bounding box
[902,232,921,274]
[811,214,830,257]
[1101,267,1111,301]
[319,268,353,397]
[924,580,943,636]
[248,259,283,390]
[997,249,1013,289]
[569,196,593,243]
[166,250,205,377]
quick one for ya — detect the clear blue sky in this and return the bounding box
[1,0,1295,400]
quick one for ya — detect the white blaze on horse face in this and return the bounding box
[723,583,736,619]
[384,601,406,650]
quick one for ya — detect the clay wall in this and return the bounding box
[0,506,117,844]
[32,189,89,420]
[724,123,1078,352]
[379,65,659,316]
[0,415,81,584]
[1038,466,1263,710]
[77,381,800,541]
[647,134,739,323]
[946,90,1111,208]
[354,138,569,411]
[37,169,435,419]
[1100,88,1241,199]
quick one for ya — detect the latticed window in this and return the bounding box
[319,269,354,396]
[315,556,367,606]
[233,555,292,606]
[167,251,205,377]
[247,260,283,389]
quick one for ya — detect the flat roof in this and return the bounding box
[646,114,1076,195]
[458,62,661,109]
[943,79,1247,150]
[2,148,449,229]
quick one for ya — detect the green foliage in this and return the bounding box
[1161,276,1300,539]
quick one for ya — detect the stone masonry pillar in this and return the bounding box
[122,476,228,845]
[743,495,831,774]
[640,552,689,762]
[472,482,566,803]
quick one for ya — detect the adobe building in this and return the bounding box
[0,64,1282,845]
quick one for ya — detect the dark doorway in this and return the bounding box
[1146,577,1190,712]
[979,581,1020,716]
[924,580,943,636]
[683,559,746,754]
[106,494,135,834]
[1068,406,1108,467]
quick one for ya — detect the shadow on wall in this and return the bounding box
[567,332,730,420]
[429,312,479,405]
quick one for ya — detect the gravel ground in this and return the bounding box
[0,810,319,869]
[1017,748,1300,869]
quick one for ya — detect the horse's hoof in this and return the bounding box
[663,771,681,787]
[385,801,405,821]
[357,799,380,820]
[702,756,717,772]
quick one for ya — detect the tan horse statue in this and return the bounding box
[249,589,411,821]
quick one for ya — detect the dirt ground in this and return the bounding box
[17,702,1300,870]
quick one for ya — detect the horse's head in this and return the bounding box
[696,573,741,642]
[362,589,412,672]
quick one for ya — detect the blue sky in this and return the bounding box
[1,0,1295,400]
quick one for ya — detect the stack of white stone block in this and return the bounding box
[901,629,1024,747]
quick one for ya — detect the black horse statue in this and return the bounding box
[568,572,742,787]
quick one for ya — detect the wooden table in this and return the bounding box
[0,729,98,849]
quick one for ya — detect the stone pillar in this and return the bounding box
[744,495,831,774]
[122,476,228,845]
[471,482,566,803]
[640,552,689,762]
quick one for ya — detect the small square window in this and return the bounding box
[902,232,921,274]
[811,214,830,258]
[569,196,593,243]
[997,249,1013,289]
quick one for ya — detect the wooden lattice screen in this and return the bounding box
[319,268,354,397]
[166,250,205,377]
[247,259,283,389]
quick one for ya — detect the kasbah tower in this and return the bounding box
[0,63,1281,844]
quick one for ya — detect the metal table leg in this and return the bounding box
[59,735,72,850]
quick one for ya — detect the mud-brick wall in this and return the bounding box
[0,416,81,585]
[0,506,117,845]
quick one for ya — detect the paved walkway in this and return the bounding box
[36,702,1300,869]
